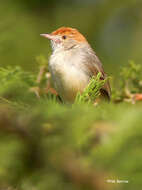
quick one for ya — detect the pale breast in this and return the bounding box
[49,50,90,102]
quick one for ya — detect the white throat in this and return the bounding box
[48,44,90,102]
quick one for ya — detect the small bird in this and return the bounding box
[40,27,111,103]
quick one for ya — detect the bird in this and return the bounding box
[40,27,111,103]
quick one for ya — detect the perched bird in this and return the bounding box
[40,27,111,103]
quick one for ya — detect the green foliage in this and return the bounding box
[0,62,141,190]
[120,60,142,93]
[75,73,107,104]
[0,101,142,190]
[0,66,36,108]
[0,66,35,86]
[111,61,142,102]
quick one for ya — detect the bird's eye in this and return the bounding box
[62,35,67,40]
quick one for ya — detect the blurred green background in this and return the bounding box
[1,0,142,75]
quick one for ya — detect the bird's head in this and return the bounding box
[40,27,88,52]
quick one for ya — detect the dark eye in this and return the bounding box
[62,35,67,40]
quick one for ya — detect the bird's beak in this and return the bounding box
[40,33,56,41]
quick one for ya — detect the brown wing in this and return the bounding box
[83,47,111,100]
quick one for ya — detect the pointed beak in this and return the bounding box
[40,33,56,41]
